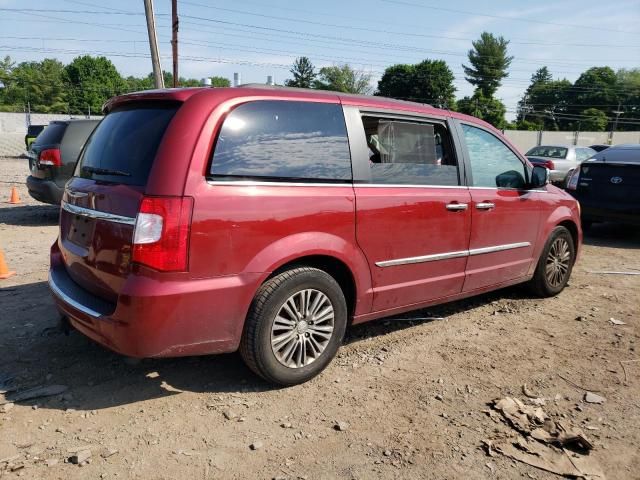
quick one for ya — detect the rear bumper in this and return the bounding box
[27,176,63,205]
[49,242,262,358]
[581,205,640,226]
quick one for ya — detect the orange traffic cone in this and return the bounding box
[0,248,15,280]
[8,186,21,205]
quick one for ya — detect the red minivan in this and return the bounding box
[49,86,581,385]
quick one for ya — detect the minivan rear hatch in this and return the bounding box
[58,103,180,303]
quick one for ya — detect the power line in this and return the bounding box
[381,0,640,36]
[3,42,638,96]
[2,7,638,66]
[177,1,640,50]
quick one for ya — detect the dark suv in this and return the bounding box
[27,120,99,205]
[49,87,581,385]
[567,144,640,227]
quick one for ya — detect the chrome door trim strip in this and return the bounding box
[468,242,531,256]
[48,271,102,318]
[376,250,469,267]
[375,242,531,267]
[61,201,136,225]
[207,180,468,189]
[207,180,352,188]
[354,184,466,189]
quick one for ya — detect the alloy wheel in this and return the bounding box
[271,289,335,368]
[545,237,571,288]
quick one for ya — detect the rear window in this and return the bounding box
[591,147,640,163]
[76,104,179,186]
[526,146,568,159]
[210,100,352,182]
[34,123,66,146]
[27,125,45,136]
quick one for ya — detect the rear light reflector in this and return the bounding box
[39,148,62,166]
[132,196,194,272]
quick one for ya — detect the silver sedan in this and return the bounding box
[525,145,596,185]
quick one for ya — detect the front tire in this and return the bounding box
[529,226,576,297]
[240,267,347,386]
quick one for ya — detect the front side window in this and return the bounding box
[211,101,352,182]
[362,116,460,185]
[462,124,526,189]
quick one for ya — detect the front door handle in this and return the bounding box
[446,203,468,211]
[476,202,495,210]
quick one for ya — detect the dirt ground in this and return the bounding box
[1,154,639,480]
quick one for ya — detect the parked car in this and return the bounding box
[49,86,581,385]
[589,144,610,152]
[567,144,640,228]
[27,120,99,205]
[25,124,46,151]
[525,145,596,185]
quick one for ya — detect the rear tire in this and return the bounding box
[529,226,576,297]
[240,267,347,386]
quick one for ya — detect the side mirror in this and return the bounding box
[529,165,549,189]
[495,170,526,189]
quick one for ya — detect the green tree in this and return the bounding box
[580,108,608,131]
[65,55,126,114]
[462,32,513,97]
[314,64,372,94]
[210,76,230,87]
[2,59,67,113]
[285,57,317,88]
[376,59,456,108]
[616,68,640,130]
[569,67,619,119]
[457,91,507,129]
[518,72,574,130]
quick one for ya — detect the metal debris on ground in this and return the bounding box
[609,318,626,326]
[587,271,640,275]
[484,397,605,479]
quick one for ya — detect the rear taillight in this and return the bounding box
[566,168,580,190]
[39,148,62,166]
[539,159,555,170]
[132,196,194,272]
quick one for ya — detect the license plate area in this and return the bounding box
[67,215,96,248]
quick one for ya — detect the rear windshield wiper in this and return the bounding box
[82,166,131,177]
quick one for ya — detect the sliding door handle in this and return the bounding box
[476,202,495,210]
[446,203,468,211]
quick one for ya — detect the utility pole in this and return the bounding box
[171,0,178,87]
[143,0,164,89]
[611,101,623,133]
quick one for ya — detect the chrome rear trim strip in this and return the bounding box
[61,200,136,225]
[468,242,531,256]
[48,271,102,318]
[375,242,531,267]
[376,250,468,267]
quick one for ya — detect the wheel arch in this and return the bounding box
[267,255,358,319]
[243,232,373,320]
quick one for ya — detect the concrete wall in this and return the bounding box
[0,112,102,157]
[504,130,640,154]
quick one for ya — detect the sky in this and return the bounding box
[1,0,639,119]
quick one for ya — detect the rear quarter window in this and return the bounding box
[210,100,352,182]
[34,123,67,146]
[76,104,179,186]
[60,121,99,164]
